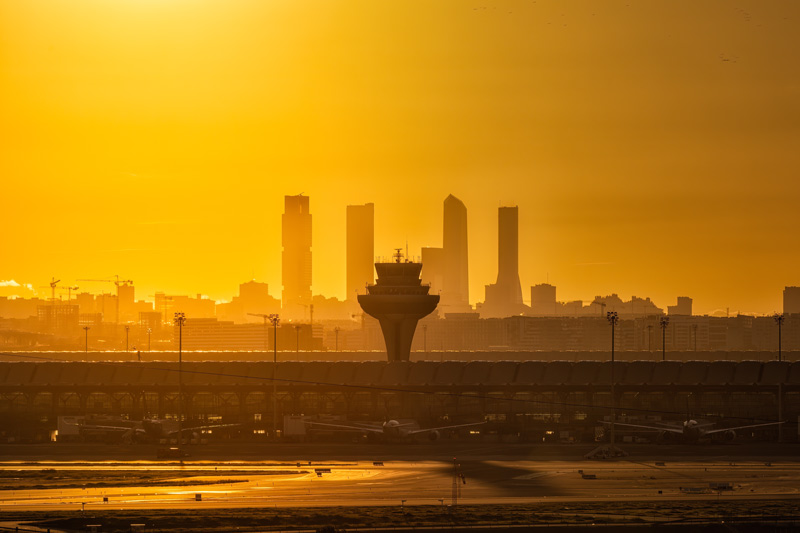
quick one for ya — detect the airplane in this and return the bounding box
[303,417,486,442]
[602,418,784,444]
[57,415,240,444]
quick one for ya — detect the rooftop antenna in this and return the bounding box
[405,239,409,263]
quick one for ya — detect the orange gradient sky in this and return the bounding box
[2,0,799,315]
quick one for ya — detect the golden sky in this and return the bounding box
[1,0,799,314]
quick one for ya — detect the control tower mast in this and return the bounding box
[358,249,439,362]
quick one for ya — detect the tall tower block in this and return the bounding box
[358,251,439,362]
[346,203,375,301]
[496,206,522,303]
[282,195,312,317]
[442,195,469,310]
[482,206,524,317]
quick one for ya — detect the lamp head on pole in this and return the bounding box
[774,313,785,326]
[606,311,619,326]
[660,316,670,328]
[173,312,186,326]
[268,314,280,326]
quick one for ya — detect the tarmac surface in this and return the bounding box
[1,442,799,512]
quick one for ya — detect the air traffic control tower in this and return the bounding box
[358,250,439,362]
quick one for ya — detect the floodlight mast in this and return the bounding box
[173,312,186,447]
[249,313,281,438]
[606,311,619,448]
[774,314,785,362]
[269,314,280,438]
[82,326,90,353]
[659,316,670,361]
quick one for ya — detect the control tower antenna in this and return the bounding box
[393,248,404,263]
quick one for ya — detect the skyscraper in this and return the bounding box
[481,206,524,317]
[346,203,374,302]
[784,286,800,315]
[442,195,469,311]
[282,194,312,317]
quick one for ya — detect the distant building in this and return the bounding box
[118,283,135,322]
[311,294,352,321]
[530,283,557,316]
[668,296,693,316]
[784,286,800,315]
[158,293,215,321]
[282,195,312,318]
[590,294,662,317]
[95,293,118,323]
[442,195,470,312]
[138,311,162,332]
[481,206,525,317]
[174,318,322,351]
[216,281,281,323]
[0,296,45,319]
[37,304,79,334]
[346,203,374,302]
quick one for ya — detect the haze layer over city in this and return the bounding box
[2,1,800,532]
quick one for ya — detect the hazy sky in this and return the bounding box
[2,0,799,314]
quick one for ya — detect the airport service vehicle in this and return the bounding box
[604,418,784,443]
[304,418,486,442]
[157,447,189,459]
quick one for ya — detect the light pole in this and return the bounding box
[692,324,698,352]
[125,325,130,352]
[334,326,340,351]
[268,314,280,439]
[247,313,271,355]
[607,311,618,449]
[173,312,186,446]
[659,316,670,361]
[774,313,785,362]
[82,326,90,353]
[147,328,152,352]
[295,325,301,353]
[423,324,428,353]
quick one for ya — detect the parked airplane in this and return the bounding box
[304,418,486,442]
[604,418,784,443]
[57,415,239,444]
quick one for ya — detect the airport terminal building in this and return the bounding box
[0,357,797,443]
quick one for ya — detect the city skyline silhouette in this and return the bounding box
[1,191,799,317]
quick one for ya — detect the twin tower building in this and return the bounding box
[282,194,524,360]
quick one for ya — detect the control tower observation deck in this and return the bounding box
[358,250,440,362]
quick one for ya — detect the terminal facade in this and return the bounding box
[0,359,796,444]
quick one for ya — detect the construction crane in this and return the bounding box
[38,277,61,305]
[77,275,133,324]
[590,299,607,317]
[58,286,80,302]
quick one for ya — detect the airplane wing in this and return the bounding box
[77,424,137,432]
[165,423,242,437]
[406,421,486,435]
[304,420,384,434]
[704,421,784,435]
[601,421,683,434]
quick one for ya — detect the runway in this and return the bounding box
[2,456,799,512]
